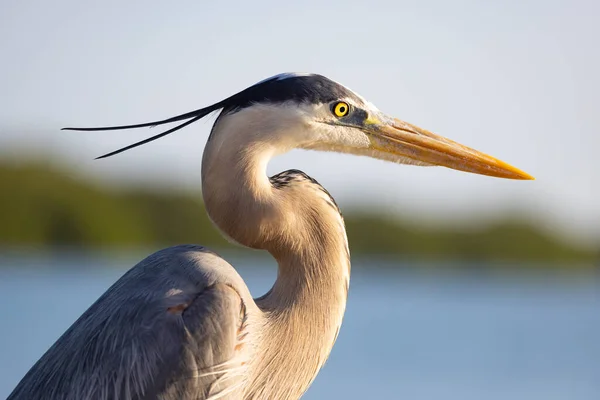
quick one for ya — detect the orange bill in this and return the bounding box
[367,118,534,180]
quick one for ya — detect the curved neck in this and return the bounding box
[201,109,350,398]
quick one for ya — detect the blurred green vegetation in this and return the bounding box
[0,161,597,268]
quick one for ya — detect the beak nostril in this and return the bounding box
[393,126,420,135]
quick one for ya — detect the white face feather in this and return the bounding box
[216,101,371,152]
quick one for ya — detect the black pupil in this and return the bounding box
[339,105,346,113]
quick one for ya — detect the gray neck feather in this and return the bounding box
[201,108,350,399]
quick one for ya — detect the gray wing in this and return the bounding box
[8,245,253,400]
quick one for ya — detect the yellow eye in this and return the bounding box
[333,102,350,117]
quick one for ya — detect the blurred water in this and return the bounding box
[0,254,598,399]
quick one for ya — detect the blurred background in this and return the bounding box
[1,0,599,398]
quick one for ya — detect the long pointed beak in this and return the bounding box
[366,118,534,180]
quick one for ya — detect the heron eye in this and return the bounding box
[332,102,350,117]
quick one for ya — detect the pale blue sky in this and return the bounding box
[1,0,598,245]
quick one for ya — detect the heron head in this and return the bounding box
[63,72,533,181]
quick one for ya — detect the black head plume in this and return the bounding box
[62,103,225,159]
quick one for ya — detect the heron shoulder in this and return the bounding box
[8,245,258,400]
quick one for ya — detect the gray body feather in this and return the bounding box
[9,246,254,400]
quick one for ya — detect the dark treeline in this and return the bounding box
[0,161,596,269]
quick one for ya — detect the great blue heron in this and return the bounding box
[8,73,533,400]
